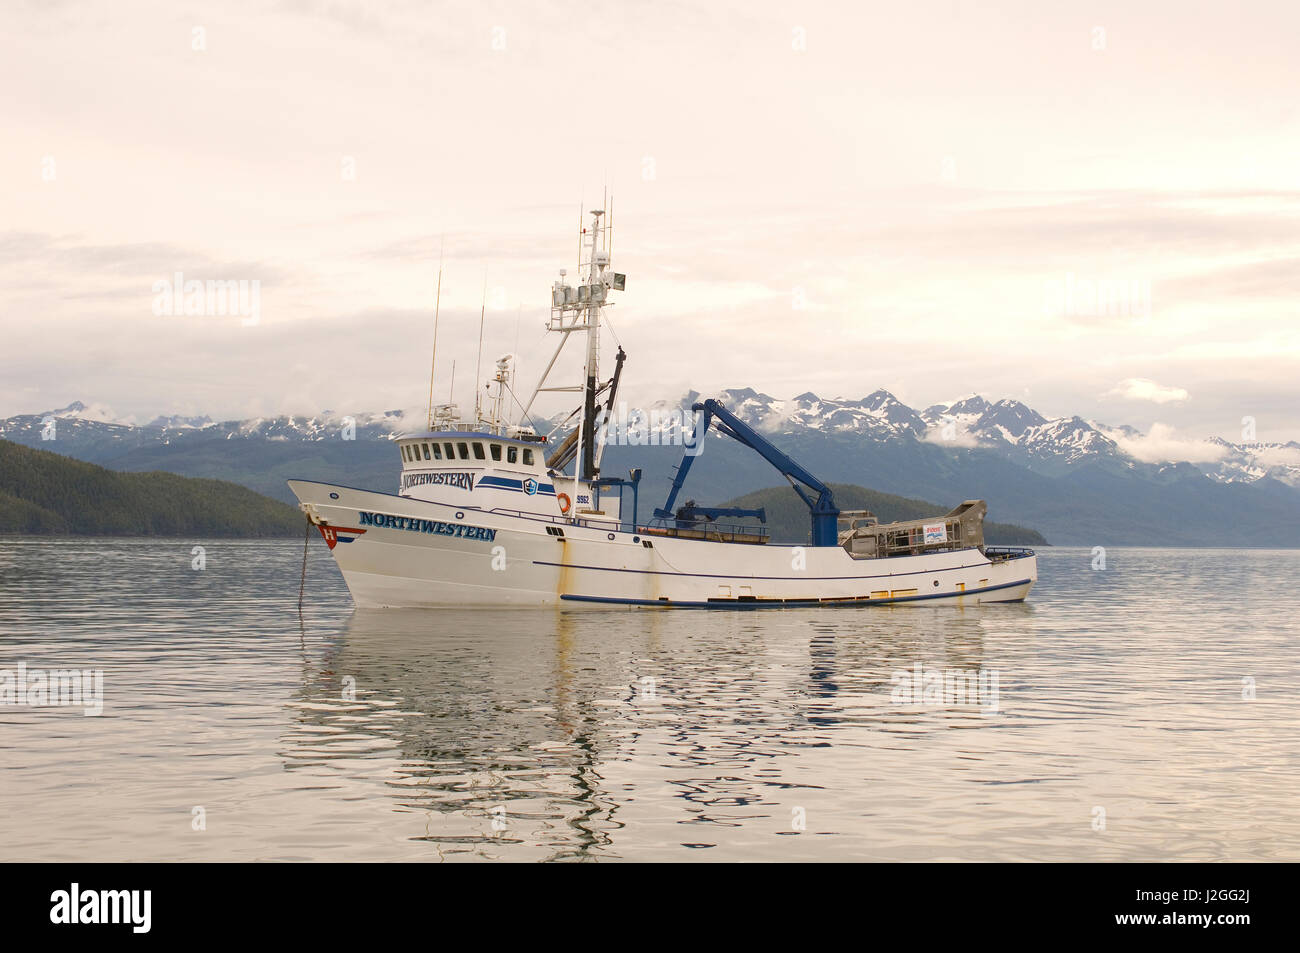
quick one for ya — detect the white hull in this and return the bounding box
[289,480,1037,609]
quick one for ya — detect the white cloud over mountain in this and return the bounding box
[1105,422,1228,464]
[1106,379,1191,405]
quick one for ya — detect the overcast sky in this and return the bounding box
[3,0,1298,444]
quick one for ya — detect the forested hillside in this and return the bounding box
[0,440,303,536]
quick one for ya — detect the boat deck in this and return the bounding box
[638,524,770,545]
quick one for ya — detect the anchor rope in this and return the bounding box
[297,515,310,612]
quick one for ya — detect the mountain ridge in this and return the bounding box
[3,392,1298,546]
[5,392,1294,489]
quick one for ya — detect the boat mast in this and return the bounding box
[485,355,512,431]
[578,210,604,482]
[524,207,625,479]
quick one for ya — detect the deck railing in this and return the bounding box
[487,506,615,531]
[983,546,1036,561]
[637,517,770,545]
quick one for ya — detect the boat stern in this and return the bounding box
[980,547,1037,602]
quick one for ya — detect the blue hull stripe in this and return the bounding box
[533,550,1006,582]
[477,476,556,495]
[559,577,1032,609]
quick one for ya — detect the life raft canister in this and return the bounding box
[557,492,572,514]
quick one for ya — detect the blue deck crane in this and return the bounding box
[654,399,842,546]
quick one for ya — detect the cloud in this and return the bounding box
[5,4,1300,439]
[0,231,295,287]
[922,424,983,448]
[1105,378,1190,404]
[1111,423,1227,464]
[1249,444,1300,468]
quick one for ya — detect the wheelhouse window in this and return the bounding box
[402,446,411,462]
[457,442,469,459]
[472,442,486,460]
[431,443,442,460]
[507,447,518,464]
[489,443,501,462]
[443,442,454,460]
[522,448,534,466]
[422,443,431,460]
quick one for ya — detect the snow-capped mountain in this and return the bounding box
[0,401,415,451]
[1198,437,1300,489]
[651,387,925,439]
[916,398,1119,468]
[5,391,1298,545]
[697,390,1294,484]
[144,413,214,430]
[4,391,1294,487]
[922,396,1048,441]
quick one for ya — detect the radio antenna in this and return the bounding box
[425,238,444,431]
[474,272,487,424]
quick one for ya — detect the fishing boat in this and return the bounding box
[289,210,1037,608]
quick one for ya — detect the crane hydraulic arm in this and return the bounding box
[654,398,841,546]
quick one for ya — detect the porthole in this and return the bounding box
[329,492,339,500]
[455,511,465,520]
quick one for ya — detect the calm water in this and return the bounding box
[0,538,1297,862]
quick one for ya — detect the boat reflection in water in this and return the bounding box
[279,604,1005,860]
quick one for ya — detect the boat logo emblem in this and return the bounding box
[523,478,539,496]
[317,524,366,550]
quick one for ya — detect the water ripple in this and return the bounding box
[1,539,1297,860]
